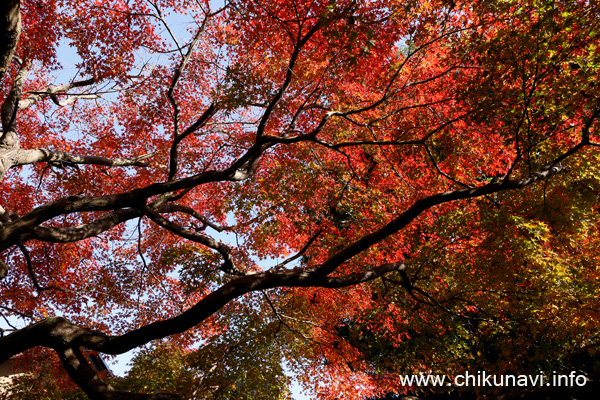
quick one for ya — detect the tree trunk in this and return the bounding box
[0,0,20,83]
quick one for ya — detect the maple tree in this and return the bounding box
[1,0,600,399]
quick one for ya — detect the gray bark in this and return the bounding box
[0,0,20,83]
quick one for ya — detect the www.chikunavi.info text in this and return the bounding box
[399,371,587,387]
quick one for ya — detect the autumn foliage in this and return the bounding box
[1,0,600,399]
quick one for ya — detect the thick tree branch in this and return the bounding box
[18,77,97,110]
[59,346,182,400]
[0,146,155,183]
[312,154,574,278]
[0,166,249,250]
[24,203,230,245]
[26,208,141,243]
[12,148,156,168]
[0,261,403,361]
[1,57,28,132]
[58,347,115,400]
[0,0,20,83]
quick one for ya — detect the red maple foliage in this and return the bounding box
[1,0,600,399]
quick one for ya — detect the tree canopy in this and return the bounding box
[1,0,600,399]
